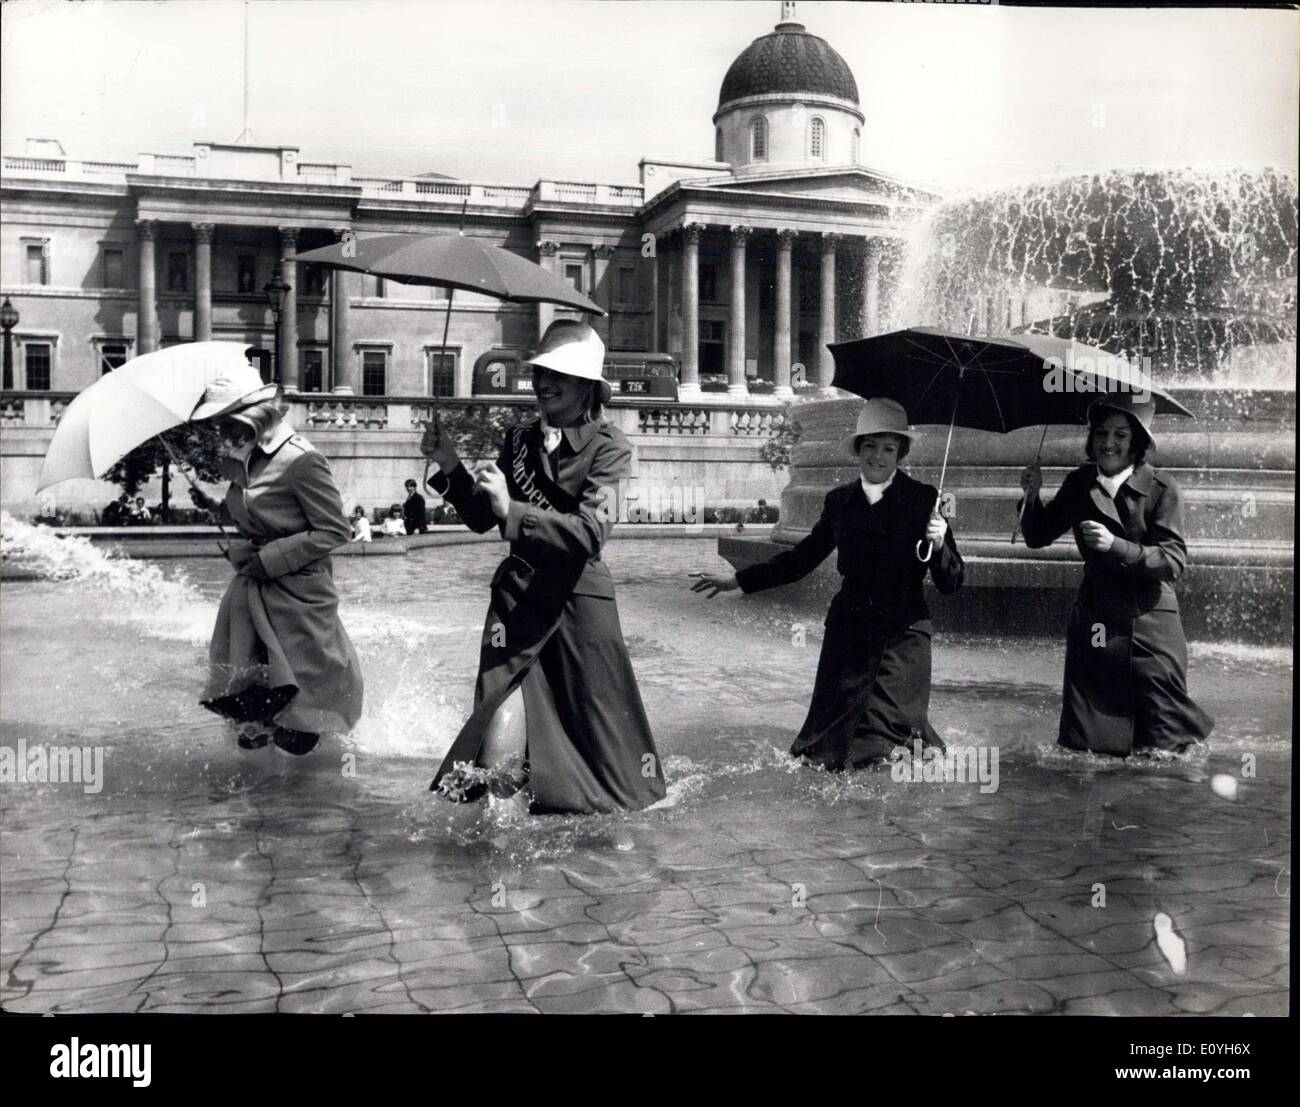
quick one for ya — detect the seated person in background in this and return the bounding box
[102,493,130,526]
[127,496,152,525]
[378,504,407,537]
[350,505,372,543]
[403,479,428,534]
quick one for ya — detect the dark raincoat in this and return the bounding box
[427,417,666,814]
[1020,461,1213,755]
[736,471,964,770]
[201,428,364,734]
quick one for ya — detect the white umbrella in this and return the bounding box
[37,342,259,490]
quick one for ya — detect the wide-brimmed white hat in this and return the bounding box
[523,320,611,404]
[191,359,279,421]
[839,397,920,457]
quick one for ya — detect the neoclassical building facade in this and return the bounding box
[0,3,942,512]
[1,4,938,401]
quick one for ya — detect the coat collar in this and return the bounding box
[532,416,599,452]
[257,422,296,458]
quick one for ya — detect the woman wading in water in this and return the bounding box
[422,320,666,814]
[692,398,963,770]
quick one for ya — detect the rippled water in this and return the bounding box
[0,520,1290,1013]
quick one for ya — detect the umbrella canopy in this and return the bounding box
[829,326,1195,432]
[37,342,258,490]
[294,233,605,314]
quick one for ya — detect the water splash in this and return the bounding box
[889,168,1298,388]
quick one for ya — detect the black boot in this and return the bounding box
[272,727,320,756]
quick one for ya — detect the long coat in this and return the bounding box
[427,417,666,814]
[201,429,364,734]
[736,471,964,770]
[1021,461,1213,755]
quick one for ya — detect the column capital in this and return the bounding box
[682,222,704,245]
[592,243,617,260]
[278,226,300,249]
[536,240,560,256]
[776,227,797,250]
[136,219,157,240]
[820,231,843,253]
[191,222,215,244]
[728,224,754,245]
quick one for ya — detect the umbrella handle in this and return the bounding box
[1011,424,1050,545]
[916,539,933,563]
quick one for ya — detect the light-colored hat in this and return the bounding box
[1088,393,1156,449]
[523,320,611,404]
[191,358,279,421]
[839,397,919,457]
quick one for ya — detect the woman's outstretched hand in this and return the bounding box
[420,412,461,474]
[689,571,739,598]
[474,461,511,521]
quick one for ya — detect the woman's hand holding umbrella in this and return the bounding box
[689,571,739,598]
[420,411,461,473]
[924,510,948,549]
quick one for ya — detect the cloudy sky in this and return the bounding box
[2,0,1295,192]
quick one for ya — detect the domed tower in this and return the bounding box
[713,2,864,175]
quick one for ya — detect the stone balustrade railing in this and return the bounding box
[3,155,646,211]
[0,391,789,440]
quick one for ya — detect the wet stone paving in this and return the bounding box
[0,538,1291,1014]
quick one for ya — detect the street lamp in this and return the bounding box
[0,297,19,391]
[263,276,291,383]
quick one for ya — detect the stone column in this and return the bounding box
[278,227,299,390]
[727,225,752,398]
[330,228,355,394]
[679,223,703,401]
[536,240,560,340]
[818,232,840,392]
[136,220,158,354]
[649,243,660,352]
[774,228,795,398]
[192,223,214,342]
[592,244,616,342]
[862,237,881,337]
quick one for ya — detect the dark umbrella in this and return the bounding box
[828,326,1196,557]
[296,223,605,482]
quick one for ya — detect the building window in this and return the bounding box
[852,127,861,164]
[426,348,457,397]
[24,242,48,286]
[715,127,724,162]
[563,262,585,294]
[372,275,387,298]
[751,117,767,161]
[361,349,387,396]
[699,263,718,304]
[304,264,327,298]
[237,255,256,294]
[166,250,189,293]
[101,247,125,289]
[617,265,636,306]
[301,349,324,392]
[699,320,725,375]
[809,117,825,160]
[97,341,130,374]
[24,342,52,390]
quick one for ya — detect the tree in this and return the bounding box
[760,409,801,472]
[104,421,226,522]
